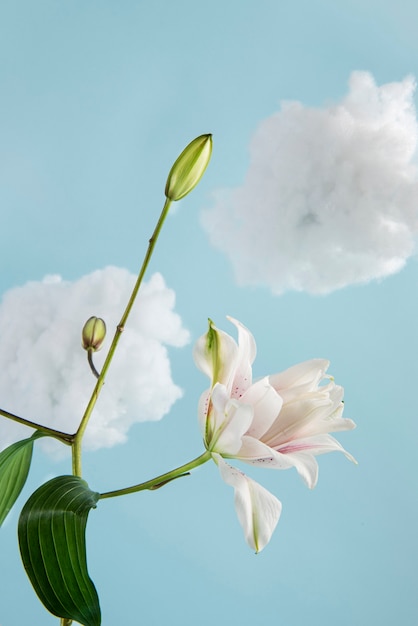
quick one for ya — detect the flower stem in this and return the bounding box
[0,407,74,444]
[72,198,173,477]
[99,451,211,500]
[87,349,100,379]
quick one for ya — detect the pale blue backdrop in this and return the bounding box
[0,1,417,625]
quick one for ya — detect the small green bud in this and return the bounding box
[165,134,213,201]
[82,316,106,351]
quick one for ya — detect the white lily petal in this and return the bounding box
[209,384,253,455]
[261,395,330,446]
[214,453,282,552]
[193,324,238,387]
[270,359,330,401]
[237,436,295,470]
[271,358,330,388]
[197,388,210,438]
[277,433,358,465]
[226,316,256,398]
[281,451,319,489]
[239,437,320,488]
[262,384,351,448]
[241,377,283,439]
[204,382,229,446]
[274,434,357,488]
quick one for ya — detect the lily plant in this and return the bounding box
[0,133,356,626]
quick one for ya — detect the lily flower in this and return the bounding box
[193,317,356,552]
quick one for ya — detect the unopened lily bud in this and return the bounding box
[165,134,212,201]
[82,316,106,351]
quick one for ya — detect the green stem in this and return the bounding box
[87,349,100,379]
[0,407,74,444]
[99,451,211,500]
[60,618,72,625]
[72,198,173,477]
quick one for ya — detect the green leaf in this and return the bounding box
[18,475,101,626]
[0,431,44,526]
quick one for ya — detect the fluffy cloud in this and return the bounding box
[0,267,189,454]
[202,72,418,294]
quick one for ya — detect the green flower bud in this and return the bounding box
[165,134,213,201]
[82,316,106,351]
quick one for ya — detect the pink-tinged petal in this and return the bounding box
[226,317,257,398]
[275,434,357,488]
[213,453,282,553]
[261,393,334,447]
[197,388,210,439]
[236,436,295,470]
[208,384,254,455]
[193,323,238,387]
[238,438,320,488]
[261,383,352,448]
[277,433,358,464]
[241,377,283,439]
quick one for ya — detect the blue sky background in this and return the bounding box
[1,1,418,625]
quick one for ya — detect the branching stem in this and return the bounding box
[0,407,74,444]
[72,198,173,477]
[99,451,211,499]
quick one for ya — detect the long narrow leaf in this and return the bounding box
[18,475,101,626]
[0,431,44,526]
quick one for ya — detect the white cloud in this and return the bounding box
[0,267,189,455]
[202,72,418,294]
